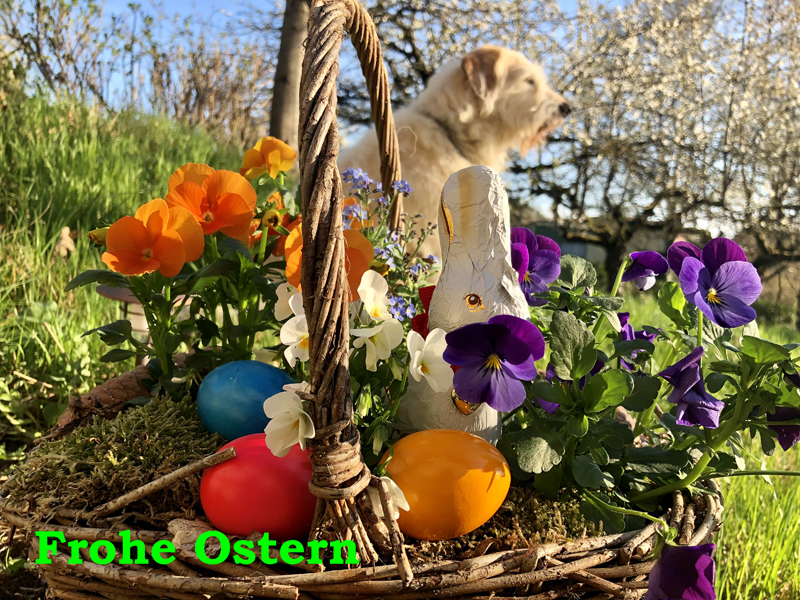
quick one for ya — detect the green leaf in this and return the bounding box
[497,424,566,475]
[624,447,690,475]
[568,415,589,437]
[100,348,138,362]
[572,454,614,488]
[580,494,626,533]
[599,309,622,333]
[83,320,133,345]
[549,312,596,380]
[658,282,691,328]
[583,369,633,412]
[558,255,597,290]
[533,464,563,499]
[585,296,625,311]
[741,336,790,365]
[66,270,129,292]
[612,339,655,359]
[249,270,278,302]
[530,380,571,408]
[622,376,662,412]
[706,372,733,394]
[218,237,253,260]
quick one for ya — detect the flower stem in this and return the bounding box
[584,491,669,532]
[609,257,630,297]
[697,311,704,348]
[704,470,800,479]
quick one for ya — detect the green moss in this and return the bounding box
[3,395,223,528]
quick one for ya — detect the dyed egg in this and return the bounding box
[384,429,511,541]
[200,433,316,539]
[197,360,294,441]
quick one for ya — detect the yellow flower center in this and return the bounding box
[264,210,281,228]
[202,211,214,223]
[485,354,502,371]
[370,307,381,317]
[523,272,531,283]
[299,336,309,350]
[706,288,721,305]
[421,363,430,375]
[142,248,153,260]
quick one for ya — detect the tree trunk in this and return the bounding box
[269,0,310,150]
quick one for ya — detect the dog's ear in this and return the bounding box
[462,47,503,106]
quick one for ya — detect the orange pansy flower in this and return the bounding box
[165,168,257,238]
[284,223,374,300]
[167,163,215,191]
[102,199,204,278]
[240,137,297,180]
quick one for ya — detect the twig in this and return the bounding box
[90,447,236,518]
[11,370,53,389]
[375,477,413,586]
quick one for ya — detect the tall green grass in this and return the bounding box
[0,91,243,460]
[716,451,800,599]
[1,91,241,236]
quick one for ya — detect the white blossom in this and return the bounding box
[367,477,410,520]
[357,270,392,321]
[263,389,315,458]
[274,283,299,321]
[350,318,404,371]
[406,328,454,392]
[280,294,309,367]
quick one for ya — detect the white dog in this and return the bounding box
[339,45,570,257]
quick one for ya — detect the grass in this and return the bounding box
[1,90,799,597]
[0,89,242,460]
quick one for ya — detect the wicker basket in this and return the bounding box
[0,1,722,598]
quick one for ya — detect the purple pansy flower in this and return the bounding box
[678,238,762,328]
[510,228,561,307]
[767,407,800,451]
[658,347,725,429]
[619,312,659,370]
[443,315,545,412]
[536,361,604,414]
[645,543,716,600]
[667,241,703,276]
[622,251,668,291]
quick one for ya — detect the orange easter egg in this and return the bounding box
[383,429,511,541]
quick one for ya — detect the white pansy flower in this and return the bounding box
[357,270,392,321]
[263,388,315,458]
[274,284,299,321]
[350,318,404,371]
[368,477,410,520]
[407,328,454,392]
[280,294,309,367]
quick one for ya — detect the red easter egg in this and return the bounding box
[200,433,316,539]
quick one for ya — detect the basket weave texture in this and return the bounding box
[0,1,722,598]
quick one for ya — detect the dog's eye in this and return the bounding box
[526,77,536,87]
[464,293,485,312]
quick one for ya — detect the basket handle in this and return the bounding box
[297,0,411,574]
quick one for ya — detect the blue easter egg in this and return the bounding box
[197,360,295,441]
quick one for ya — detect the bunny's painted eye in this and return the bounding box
[464,293,485,312]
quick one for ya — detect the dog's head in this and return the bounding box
[461,46,570,154]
